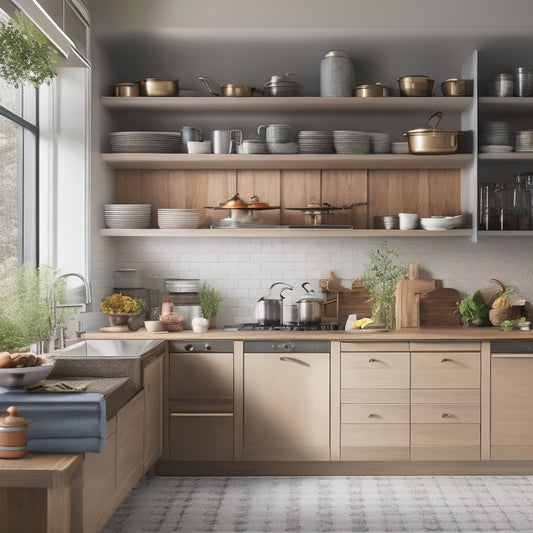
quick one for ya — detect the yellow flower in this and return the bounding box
[100,293,138,314]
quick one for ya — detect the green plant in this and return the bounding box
[499,317,526,330]
[0,259,74,351]
[198,283,222,319]
[135,298,160,321]
[0,11,58,88]
[455,291,489,324]
[361,242,407,329]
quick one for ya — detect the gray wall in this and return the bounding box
[89,0,533,326]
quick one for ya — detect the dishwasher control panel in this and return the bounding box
[491,340,533,353]
[244,340,330,353]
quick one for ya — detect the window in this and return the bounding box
[0,6,38,265]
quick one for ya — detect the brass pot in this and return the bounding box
[138,78,179,97]
[198,77,254,97]
[403,111,460,154]
[397,75,435,97]
[441,78,473,97]
[113,83,139,97]
[354,83,391,97]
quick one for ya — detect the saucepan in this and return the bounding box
[198,77,255,97]
[403,111,461,154]
[296,282,325,324]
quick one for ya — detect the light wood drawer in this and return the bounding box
[411,423,480,446]
[411,446,480,461]
[341,352,410,389]
[342,423,409,447]
[410,342,481,352]
[341,446,410,461]
[342,404,409,424]
[169,414,233,461]
[341,342,410,352]
[342,389,410,404]
[411,404,480,424]
[411,352,480,389]
[411,388,480,404]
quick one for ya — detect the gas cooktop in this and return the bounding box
[223,323,339,332]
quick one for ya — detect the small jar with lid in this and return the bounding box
[320,50,355,97]
[0,406,30,459]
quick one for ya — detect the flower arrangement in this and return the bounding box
[100,293,138,314]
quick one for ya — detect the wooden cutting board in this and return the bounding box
[419,287,462,327]
[99,325,130,333]
[395,264,441,329]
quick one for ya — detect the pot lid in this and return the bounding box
[324,50,349,58]
[0,406,30,427]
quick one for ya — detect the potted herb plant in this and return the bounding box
[455,291,490,326]
[361,243,407,330]
[135,298,162,332]
[198,282,222,329]
[0,11,58,88]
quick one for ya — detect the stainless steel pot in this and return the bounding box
[296,282,324,324]
[403,111,460,154]
[255,282,292,325]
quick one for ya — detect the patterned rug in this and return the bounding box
[101,475,533,532]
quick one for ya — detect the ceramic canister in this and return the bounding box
[320,50,355,97]
[0,406,30,459]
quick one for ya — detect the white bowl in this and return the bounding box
[0,359,54,389]
[187,140,212,154]
[420,217,455,230]
[144,320,164,332]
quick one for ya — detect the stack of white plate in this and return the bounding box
[297,131,334,153]
[109,131,182,153]
[419,216,456,231]
[157,208,201,229]
[515,130,533,152]
[333,130,370,154]
[104,204,152,229]
[367,132,392,154]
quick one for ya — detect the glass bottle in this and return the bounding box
[513,173,532,230]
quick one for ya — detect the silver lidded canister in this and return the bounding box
[514,66,533,97]
[320,50,355,97]
[488,73,513,97]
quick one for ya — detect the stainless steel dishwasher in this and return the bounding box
[491,340,533,459]
[242,340,331,461]
[168,340,234,461]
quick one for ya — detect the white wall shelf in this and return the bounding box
[101,153,472,170]
[100,228,473,238]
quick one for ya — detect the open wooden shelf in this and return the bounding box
[478,96,533,113]
[101,96,473,114]
[101,153,473,170]
[100,228,473,238]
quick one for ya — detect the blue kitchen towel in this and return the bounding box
[0,391,106,453]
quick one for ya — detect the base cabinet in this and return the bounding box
[243,352,330,461]
[491,355,533,460]
[143,355,164,471]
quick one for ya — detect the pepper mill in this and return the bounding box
[0,406,31,459]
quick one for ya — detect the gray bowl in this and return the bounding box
[0,360,54,389]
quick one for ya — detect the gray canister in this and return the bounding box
[320,50,355,97]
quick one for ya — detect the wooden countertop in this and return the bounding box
[82,327,533,342]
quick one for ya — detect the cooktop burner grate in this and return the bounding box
[223,322,339,331]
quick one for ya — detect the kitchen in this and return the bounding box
[2,0,533,532]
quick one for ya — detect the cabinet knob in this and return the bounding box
[184,344,194,352]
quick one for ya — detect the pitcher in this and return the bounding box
[211,129,243,153]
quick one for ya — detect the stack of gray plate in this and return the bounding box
[109,131,182,153]
[297,131,334,153]
[157,208,201,229]
[479,121,512,153]
[515,130,533,152]
[333,130,370,154]
[104,204,151,229]
[367,132,391,154]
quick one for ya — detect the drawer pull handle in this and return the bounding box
[441,413,453,418]
[368,413,379,419]
[368,358,380,363]
[441,358,451,363]
[280,356,310,367]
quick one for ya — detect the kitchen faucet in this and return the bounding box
[50,272,92,349]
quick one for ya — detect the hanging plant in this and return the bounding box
[0,11,58,88]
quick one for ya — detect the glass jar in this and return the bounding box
[479,182,506,230]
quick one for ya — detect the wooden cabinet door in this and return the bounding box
[143,356,164,472]
[243,352,330,461]
[492,355,533,459]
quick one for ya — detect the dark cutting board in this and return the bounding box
[419,288,462,327]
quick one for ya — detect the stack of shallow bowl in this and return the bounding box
[419,216,457,231]
[109,131,182,153]
[297,131,334,153]
[104,204,152,229]
[515,130,533,152]
[157,208,201,229]
[367,132,391,154]
[333,130,370,154]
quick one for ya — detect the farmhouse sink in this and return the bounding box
[53,339,164,357]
